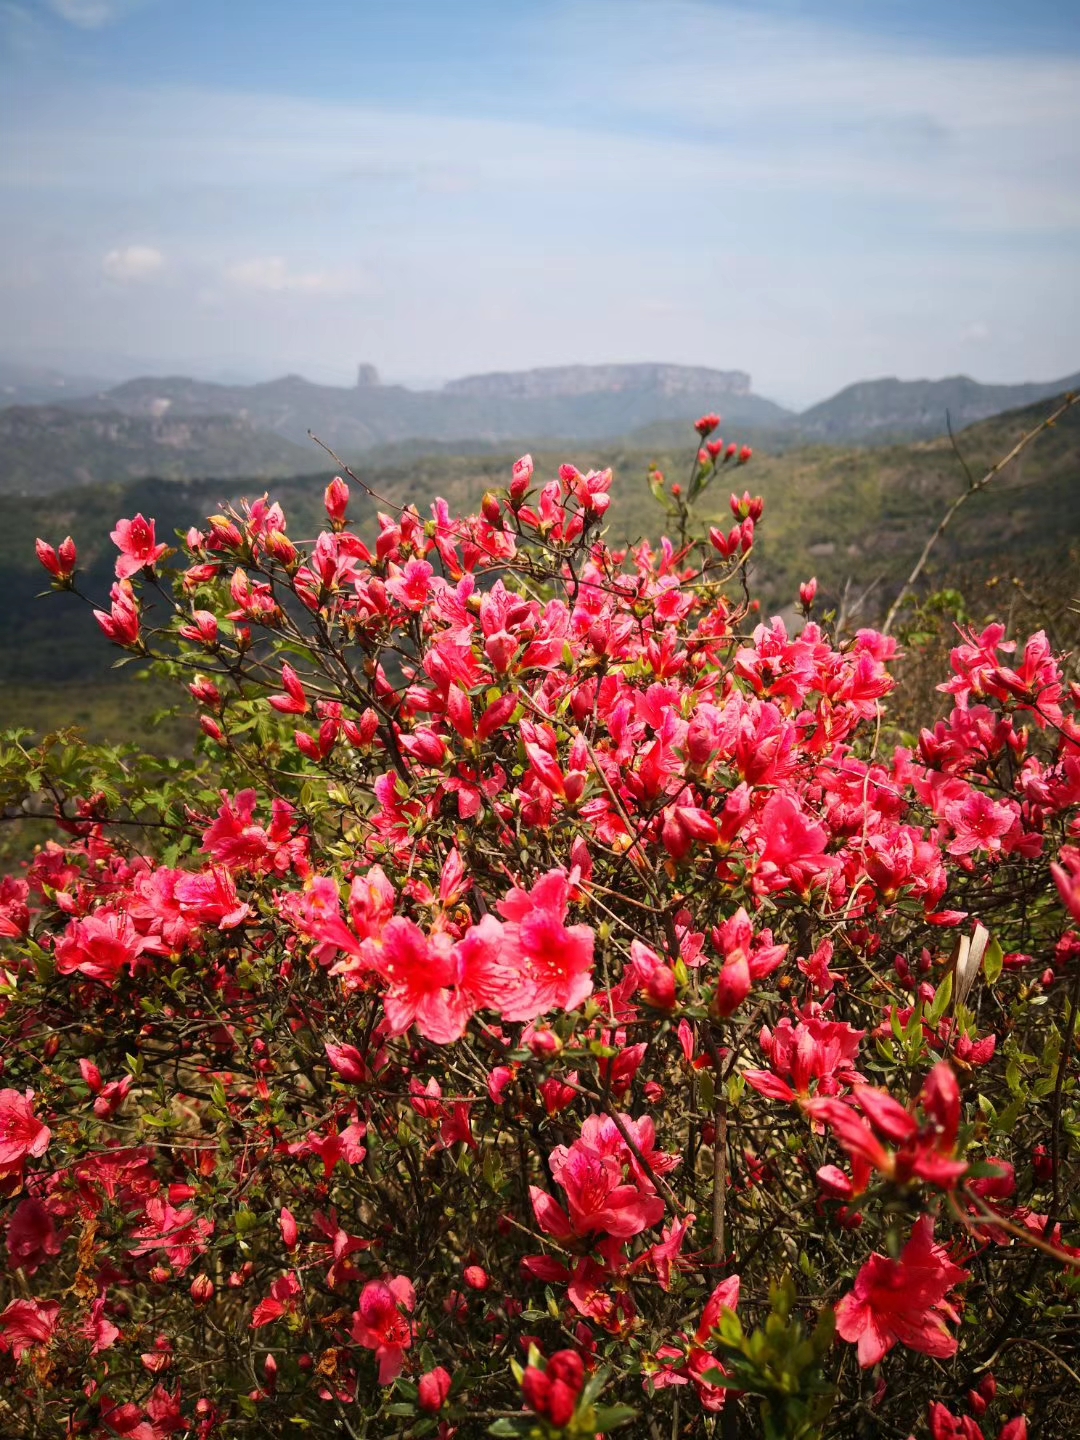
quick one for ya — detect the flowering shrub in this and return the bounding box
[4,424,1080,1438]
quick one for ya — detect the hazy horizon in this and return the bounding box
[5,345,1080,416]
[2,0,1078,410]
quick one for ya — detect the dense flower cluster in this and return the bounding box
[1,420,1077,1438]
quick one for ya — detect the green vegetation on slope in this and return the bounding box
[1,394,1076,735]
[0,407,317,495]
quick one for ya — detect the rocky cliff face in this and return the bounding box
[443,363,752,400]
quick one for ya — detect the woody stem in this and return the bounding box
[704,1024,728,1266]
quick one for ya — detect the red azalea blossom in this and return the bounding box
[835,1216,969,1366]
[1,416,1078,1435]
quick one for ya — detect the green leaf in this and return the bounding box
[591,1404,638,1430]
[699,1368,741,1390]
[928,970,953,1027]
[983,938,1004,986]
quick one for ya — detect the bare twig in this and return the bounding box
[946,408,977,490]
[881,392,1078,636]
[307,431,411,517]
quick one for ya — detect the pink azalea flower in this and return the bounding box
[111,514,168,579]
[130,1198,213,1274]
[173,868,251,929]
[5,1198,61,1275]
[496,869,595,1021]
[835,1216,969,1366]
[55,909,149,984]
[351,1275,415,1383]
[0,1297,60,1359]
[251,1272,303,1328]
[0,1089,52,1176]
[201,790,304,875]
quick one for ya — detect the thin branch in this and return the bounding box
[946,408,977,490]
[881,392,1078,636]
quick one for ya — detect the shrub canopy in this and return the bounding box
[2,430,1079,1439]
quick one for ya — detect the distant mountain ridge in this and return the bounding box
[48,364,791,460]
[442,362,752,401]
[0,361,1078,495]
[796,372,1080,442]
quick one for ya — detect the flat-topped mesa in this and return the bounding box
[443,362,752,401]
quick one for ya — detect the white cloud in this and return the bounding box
[102,244,164,280]
[46,0,147,27]
[3,1,1079,401]
[224,256,362,296]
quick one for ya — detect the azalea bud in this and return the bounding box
[816,1165,854,1200]
[738,445,753,465]
[998,1418,1028,1440]
[643,965,677,1011]
[488,1066,513,1104]
[546,1350,584,1425]
[264,530,297,567]
[42,1033,61,1062]
[279,1207,298,1251]
[199,716,225,745]
[463,1264,489,1291]
[708,525,738,559]
[418,1366,452,1413]
[547,1379,577,1427]
[189,677,221,708]
[799,577,818,610]
[522,1365,550,1415]
[295,731,321,761]
[713,953,751,1017]
[510,454,534,500]
[400,729,447,766]
[485,630,517,675]
[325,1041,367,1084]
[526,1027,562,1057]
[920,1062,960,1145]
[190,1274,215,1306]
[36,536,77,586]
[695,413,721,437]
[481,491,503,526]
[1032,1143,1054,1181]
[548,1350,584,1394]
[325,476,350,527]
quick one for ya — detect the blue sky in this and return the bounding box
[1,0,1078,406]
